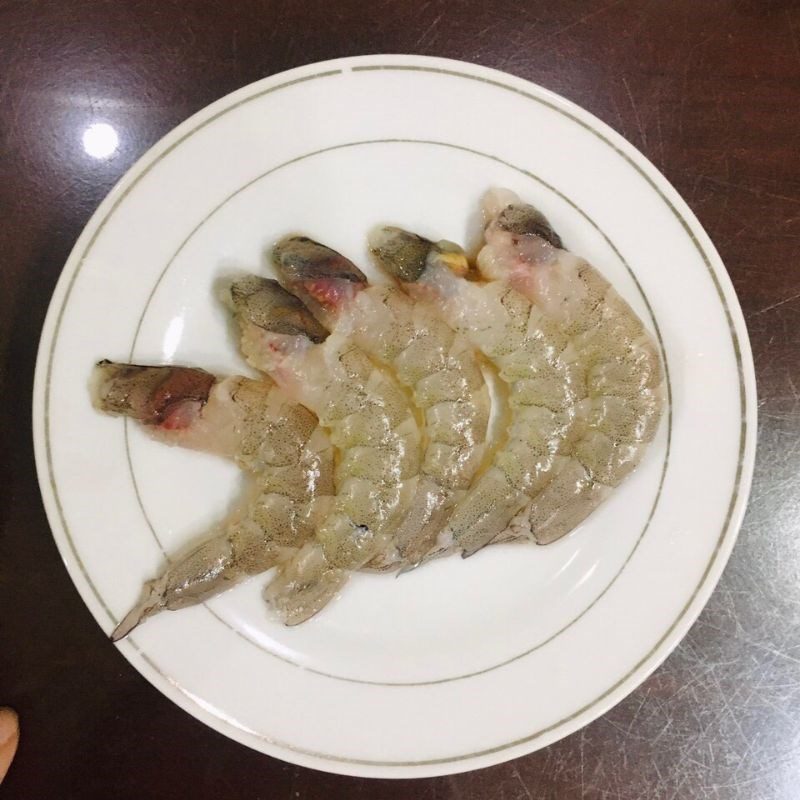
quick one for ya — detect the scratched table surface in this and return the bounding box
[1,1,798,797]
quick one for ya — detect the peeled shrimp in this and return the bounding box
[368,228,580,557]
[92,363,333,638]
[228,275,421,618]
[273,236,491,567]
[477,189,664,543]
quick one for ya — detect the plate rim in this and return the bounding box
[32,53,757,778]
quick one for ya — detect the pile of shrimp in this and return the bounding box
[93,189,664,639]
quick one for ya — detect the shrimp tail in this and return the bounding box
[273,235,367,324]
[110,576,168,641]
[91,361,216,428]
[228,275,329,342]
[111,532,277,641]
[264,542,347,626]
[389,478,451,567]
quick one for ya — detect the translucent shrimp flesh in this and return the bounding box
[272,235,491,568]
[477,189,664,544]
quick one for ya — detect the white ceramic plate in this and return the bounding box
[33,55,756,777]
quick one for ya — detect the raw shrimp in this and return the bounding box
[91,188,664,632]
[228,275,421,617]
[372,192,663,552]
[477,189,664,544]
[273,236,491,567]
[92,362,333,638]
[369,227,580,557]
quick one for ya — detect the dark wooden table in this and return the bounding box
[2,1,799,797]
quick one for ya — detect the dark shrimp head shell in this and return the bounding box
[91,362,215,427]
[494,204,563,249]
[272,236,366,322]
[229,275,328,343]
[369,226,469,283]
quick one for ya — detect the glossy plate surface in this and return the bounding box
[33,55,756,777]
